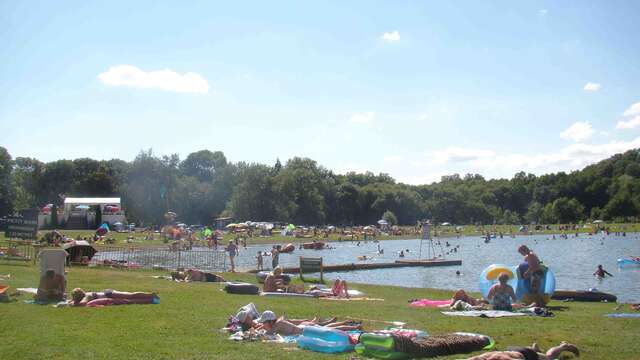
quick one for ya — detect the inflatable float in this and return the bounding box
[223,282,259,295]
[617,258,640,267]
[302,242,325,250]
[355,333,408,360]
[551,290,617,302]
[279,243,295,253]
[297,326,354,353]
[479,264,555,305]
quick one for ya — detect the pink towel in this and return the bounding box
[409,299,451,307]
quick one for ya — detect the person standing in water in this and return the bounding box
[594,264,613,278]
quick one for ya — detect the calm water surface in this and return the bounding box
[233,233,640,303]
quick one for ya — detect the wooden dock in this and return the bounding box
[248,259,462,274]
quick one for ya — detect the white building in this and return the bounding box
[38,197,127,229]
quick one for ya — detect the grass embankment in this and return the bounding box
[1,264,637,359]
[2,223,639,248]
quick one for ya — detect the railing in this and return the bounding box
[0,241,35,264]
[91,246,227,271]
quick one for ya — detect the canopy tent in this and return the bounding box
[63,241,97,261]
[64,198,121,206]
[377,219,389,225]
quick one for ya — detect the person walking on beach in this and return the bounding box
[226,240,238,272]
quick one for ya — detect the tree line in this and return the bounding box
[1,146,640,226]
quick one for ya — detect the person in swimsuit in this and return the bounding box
[255,311,361,335]
[71,288,158,307]
[465,341,579,359]
[35,270,66,302]
[263,266,288,292]
[593,264,613,278]
[487,272,516,311]
[518,245,544,305]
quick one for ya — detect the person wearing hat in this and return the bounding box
[255,310,303,336]
[255,311,361,336]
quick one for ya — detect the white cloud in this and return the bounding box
[560,121,595,142]
[98,65,209,94]
[616,116,640,129]
[623,102,640,117]
[389,137,640,184]
[417,113,428,121]
[349,112,375,124]
[432,146,496,164]
[583,82,601,92]
[381,31,400,42]
[539,9,548,15]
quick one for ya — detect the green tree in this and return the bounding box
[0,147,14,216]
[382,210,398,225]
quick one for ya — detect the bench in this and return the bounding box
[299,257,323,282]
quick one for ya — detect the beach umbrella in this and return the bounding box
[441,222,451,226]
[75,205,90,210]
[63,241,97,260]
[377,219,388,225]
[286,224,295,230]
[226,223,239,229]
[593,220,604,224]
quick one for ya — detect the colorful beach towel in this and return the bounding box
[410,299,451,307]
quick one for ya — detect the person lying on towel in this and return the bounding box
[466,341,579,360]
[70,288,158,307]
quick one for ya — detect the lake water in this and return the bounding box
[233,233,640,303]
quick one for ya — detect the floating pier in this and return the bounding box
[248,259,462,274]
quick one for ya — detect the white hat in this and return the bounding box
[257,310,276,323]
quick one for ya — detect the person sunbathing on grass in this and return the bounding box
[488,272,517,311]
[71,288,158,307]
[254,311,362,336]
[171,269,225,282]
[465,341,579,360]
[442,289,487,308]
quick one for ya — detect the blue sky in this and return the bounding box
[1,1,640,184]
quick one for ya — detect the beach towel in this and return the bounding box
[320,297,384,301]
[260,292,317,298]
[17,287,38,294]
[410,299,451,307]
[442,310,525,318]
[391,333,493,357]
[605,313,640,318]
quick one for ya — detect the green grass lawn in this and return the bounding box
[1,263,637,359]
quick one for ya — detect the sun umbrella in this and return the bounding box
[593,220,604,224]
[226,223,239,229]
[75,205,90,210]
[441,222,451,226]
[377,219,388,225]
